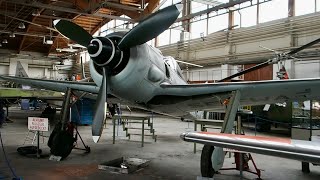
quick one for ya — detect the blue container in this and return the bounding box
[71,98,95,125]
[21,99,30,110]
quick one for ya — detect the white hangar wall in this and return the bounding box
[161,12,320,82]
[0,51,71,80]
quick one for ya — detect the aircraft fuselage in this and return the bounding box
[89,42,188,116]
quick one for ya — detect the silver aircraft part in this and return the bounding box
[89,39,103,58]
[181,132,320,164]
[89,37,116,67]
[114,51,124,69]
[212,148,225,171]
[89,60,103,87]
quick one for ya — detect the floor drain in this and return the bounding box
[98,157,150,174]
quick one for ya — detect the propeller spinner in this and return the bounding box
[53,4,183,143]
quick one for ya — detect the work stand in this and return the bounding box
[219,113,262,180]
[72,124,91,153]
[200,90,262,179]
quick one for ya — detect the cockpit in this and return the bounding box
[163,56,185,80]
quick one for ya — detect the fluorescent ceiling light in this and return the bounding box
[9,32,15,38]
[68,44,86,48]
[46,40,53,45]
[18,22,25,29]
[32,9,40,16]
[56,48,78,53]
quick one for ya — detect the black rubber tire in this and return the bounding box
[17,146,42,156]
[50,131,75,159]
[201,144,216,177]
[47,122,62,148]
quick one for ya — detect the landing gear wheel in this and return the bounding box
[47,122,62,148]
[201,144,216,177]
[50,131,75,159]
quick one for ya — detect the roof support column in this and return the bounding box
[182,0,191,33]
[228,0,234,29]
[288,0,296,49]
[288,0,295,17]
[256,0,260,24]
[180,0,191,42]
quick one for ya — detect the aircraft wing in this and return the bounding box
[0,75,99,94]
[181,132,320,164]
[156,78,320,111]
[0,75,147,109]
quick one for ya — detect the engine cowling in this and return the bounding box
[88,33,130,86]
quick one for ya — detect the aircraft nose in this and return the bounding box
[88,39,102,58]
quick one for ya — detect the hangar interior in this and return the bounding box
[0,0,320,179]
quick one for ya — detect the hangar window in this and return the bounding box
[295,0,316,16]
[234,2,257,28]
[259,0,287,23]
[190,2,208,39]
[158,30,170,46]
[156,0,184,46]
[208,12,228,34]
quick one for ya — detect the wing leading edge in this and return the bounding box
[181,132,320,164]
[0,75,99,94]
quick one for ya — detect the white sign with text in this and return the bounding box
[28,117,49,131]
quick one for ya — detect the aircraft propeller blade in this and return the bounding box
[91,67,108,143]
[118,4,183,50]
[53,20,93,47]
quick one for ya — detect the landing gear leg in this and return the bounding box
[200,90,241,177]
[48,88,75,159]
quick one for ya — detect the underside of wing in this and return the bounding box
[152,78,320,113]
[0,75,99,94]
[181,132,320,164]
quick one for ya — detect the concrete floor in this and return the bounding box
[0,108,320,180]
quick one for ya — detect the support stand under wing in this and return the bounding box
[200,90,241,177]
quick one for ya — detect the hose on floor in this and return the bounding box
[0,130,20,179]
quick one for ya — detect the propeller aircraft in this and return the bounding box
[1,3,320,177]
[0,4,320,143]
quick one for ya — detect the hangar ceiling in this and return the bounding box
[0,0,160,56]
[0,0,252,59]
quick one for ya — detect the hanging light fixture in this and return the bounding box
[18,22,25,29]
[9,32,15,38]
[2,39,8,44]
[32,9,40,16]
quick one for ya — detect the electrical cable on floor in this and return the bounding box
[0,130,21,180]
